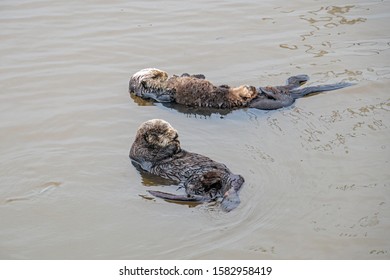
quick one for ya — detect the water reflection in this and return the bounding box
[293,99,390,153]
[131,160,176,187]
[326,5,366,25]
[281,5,368,57]
[132,160,204,208]
[1,0,389,260]
[130,92,238,118]
[130,93,234,117]
[300,5,366,27]
[130,94,155,106]
[163,103,234,118]
[299,5,367,56]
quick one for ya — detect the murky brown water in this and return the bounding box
[1,0,389,259]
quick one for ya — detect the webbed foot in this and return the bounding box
[148,190,206,202]
[290,81,355,98]
[220,188,241,212]
[286,74,310,88]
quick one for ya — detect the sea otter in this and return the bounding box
[129,68,353,110]
[129,68,257,109]
[130,119,244,212]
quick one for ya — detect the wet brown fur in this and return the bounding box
[167,76,257,108]
[129,68,257,109]
[130,119,244,211]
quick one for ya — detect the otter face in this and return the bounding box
[230,85,258,102]
[131,119,181,166]
[138,119,180,149]
[129,68,169,96]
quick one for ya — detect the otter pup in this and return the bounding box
[129,68,257,109]
[130,119,244,212]
[129,68,353,110]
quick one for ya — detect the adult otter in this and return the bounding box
[129,68,353,110]
[130,119,244,212]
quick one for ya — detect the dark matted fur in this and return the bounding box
[130,119,244,211]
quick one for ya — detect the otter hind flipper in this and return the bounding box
[147,190,206,202]
[290,82,355,99]
[221,188,241,212]
[286,74,310,88]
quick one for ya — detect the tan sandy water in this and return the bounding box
[0,0,389,259]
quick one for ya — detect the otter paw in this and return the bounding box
[237,85,257,101]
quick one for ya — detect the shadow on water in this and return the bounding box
[131,160,209,209]
[130,91,326,118]
[131,94,236,118]
[131,160,177,187]
[162,102,236,118]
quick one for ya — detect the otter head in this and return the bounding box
[141,119,180,148]
[129,68,169,97]
[130,119,181,166]
[230,85,258,104]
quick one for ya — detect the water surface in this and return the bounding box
[0,0,389,259]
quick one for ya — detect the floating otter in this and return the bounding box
[129,68,353,110]
[130,119,244,211]
[129,68,257,109]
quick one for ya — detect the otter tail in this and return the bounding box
[289,82,355,99]
[147,190,207,202]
